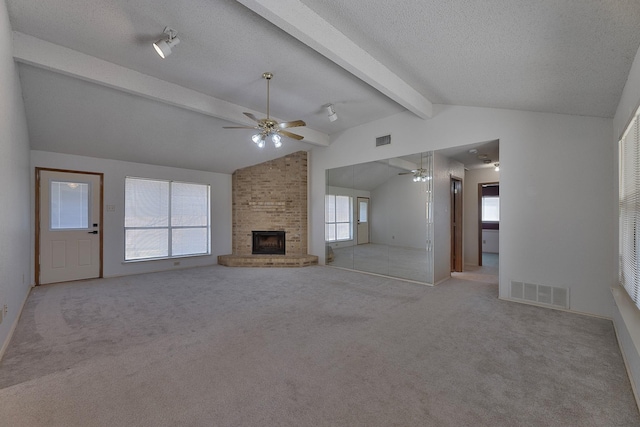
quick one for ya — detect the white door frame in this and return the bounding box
[35,168,104,285]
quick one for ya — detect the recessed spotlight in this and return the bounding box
[468,148,478,154]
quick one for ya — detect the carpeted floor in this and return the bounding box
[329,243,433,283]
[0,265,638,426]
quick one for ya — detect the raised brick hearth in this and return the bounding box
[218,151,318,267]
[218,254,317,267]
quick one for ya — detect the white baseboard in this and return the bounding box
[0,285,33,362]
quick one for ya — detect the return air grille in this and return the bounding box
[510,280,569,309]
[376,134,391,147]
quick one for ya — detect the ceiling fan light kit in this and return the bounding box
[223,72,306,148]
[153,27,180,59]
[399,152,432,183]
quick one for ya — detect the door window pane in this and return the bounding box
[359,200,368,222]
[50,181,89,229]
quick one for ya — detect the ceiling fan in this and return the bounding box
[223,72,306,148]
[399,153,431,182]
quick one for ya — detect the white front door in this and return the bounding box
[357,197,369,245]
[38,169,102,285]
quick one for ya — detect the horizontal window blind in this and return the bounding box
[619,108,640,308]
[125,177,210,261]
[325,194,352,242]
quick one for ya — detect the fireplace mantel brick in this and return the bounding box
[228,151,314,265]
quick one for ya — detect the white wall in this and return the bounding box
[463,168,500,267]
[369,174,429,249]
[310,104,615,317]
[0,0,32,356]
[612,42,640,406]
[482,230,499,253]
[433,153,465,284]
[31,151,232,278]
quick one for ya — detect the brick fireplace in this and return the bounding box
[218,151,318,267]
[252,231,286,255]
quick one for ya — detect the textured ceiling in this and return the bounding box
[300,0,640,117]
[6,0,640,173]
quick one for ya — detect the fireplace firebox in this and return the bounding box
[252,231,286,255]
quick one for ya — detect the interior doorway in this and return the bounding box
[478,182,500,267]
[36,168,103,285]
[450,176,463,272]
[356,197,370,245]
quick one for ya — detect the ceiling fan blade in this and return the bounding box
[279,130,304,141]
[223,126,258,129]
[278,120,306,129]
[243,112,260,122]
[399,169,420,175]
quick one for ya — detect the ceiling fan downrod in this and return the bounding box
[263,72,273,120]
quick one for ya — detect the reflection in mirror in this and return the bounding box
[325,152,434,284]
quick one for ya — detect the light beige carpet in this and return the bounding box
[0,265,637,426]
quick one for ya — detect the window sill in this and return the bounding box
[122,253,212,264]
[611,284,640,357]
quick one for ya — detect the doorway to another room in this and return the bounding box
[478,182,499,271]
[450,177,463,272]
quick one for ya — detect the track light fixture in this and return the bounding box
[153,27,180,59]
[326,104,338,122]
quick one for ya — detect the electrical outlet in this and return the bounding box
[3,304,7,316]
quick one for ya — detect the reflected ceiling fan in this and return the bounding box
[399,153,431,182]
[223,72,306,148]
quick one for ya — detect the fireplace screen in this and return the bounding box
[252,231,286,255]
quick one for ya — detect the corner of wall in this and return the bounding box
[0,0,33,358]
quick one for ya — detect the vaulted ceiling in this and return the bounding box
[7,0,640,173]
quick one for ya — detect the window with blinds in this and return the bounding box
[619,107,640,309]
[325,194,352,242]
[125,177,210,261]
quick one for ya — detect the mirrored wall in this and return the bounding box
[325,152,434,284]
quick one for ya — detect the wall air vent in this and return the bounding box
[376,134,391,147]
[510,280,570,310]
